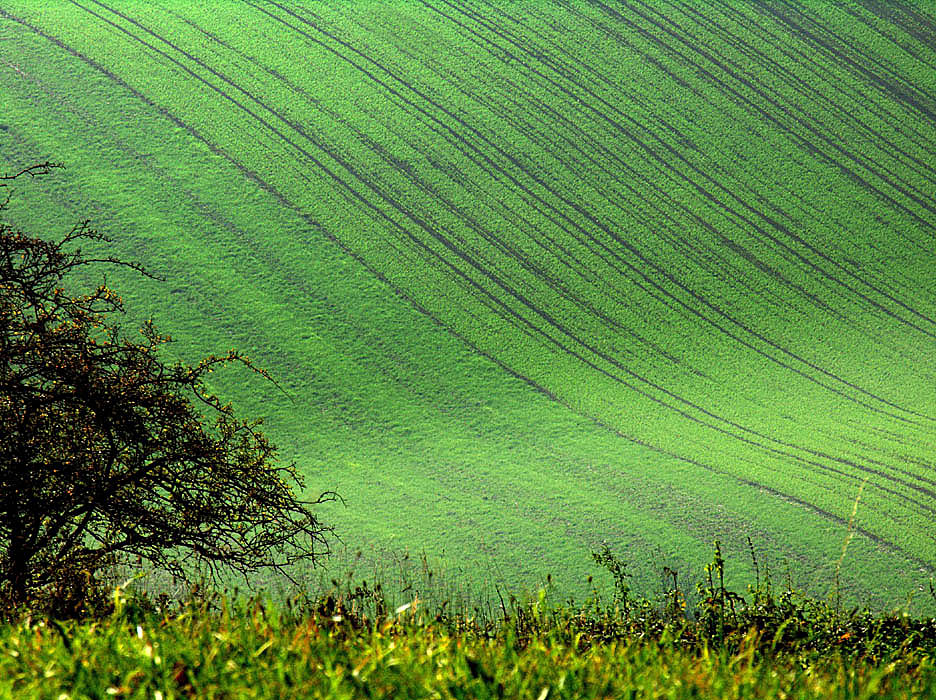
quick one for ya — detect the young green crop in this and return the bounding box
[0,0,934,608]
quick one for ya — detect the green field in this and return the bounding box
[1,1,934,608]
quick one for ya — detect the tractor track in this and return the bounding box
[3,1,935,579]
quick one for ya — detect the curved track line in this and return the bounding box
[4,4,934,571]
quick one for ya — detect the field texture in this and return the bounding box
[1,1,934,606]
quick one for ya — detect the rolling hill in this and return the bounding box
[1,0,935,608]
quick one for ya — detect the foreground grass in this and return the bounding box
[2,596,935,699]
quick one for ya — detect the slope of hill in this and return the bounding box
[1,0,934,607]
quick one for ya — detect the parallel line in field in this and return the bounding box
[426,0,936,342]
[160,9,667,366]
[697,0,936,276]
[260,2,936,498]
[256,0,936,471]
[73,0,542,341]
[331,73,886,389]
[377,10,829,327]
[862,1,936,52]
[6,5,936,570]
[728,0,933,219]
[399,0,936,426]
[313,101,680,369]
[161,9,485,294]
[283,1,791,315]
[605,423,936,576]
[0,9,564,412]
[608,0,936,291]
[424,0,926,426]
[230,3,604,321]
[387,65,777,338]
[406,39,885,350]
[464,0,936,258]
[582,0,936,266]
[243,11,681,366]
[253,0,643,274]
[0,7,688,447]
[663,0,936,317]
[272,1,936,516]
[773,0,936,119]
[684,0,936,193]
[841,2,936,73]
[557,0,936,312]
[252,6,780,348]
[25,0,936,512]
[556,0,936,394]
[74,1,730,397]
[67,0,936,505]
[723,0,936,211]
[0,18,379,381]
[0,60,856,576]
[227,6,936,509]
[0,5,896,492]
[1,11,499,428]
[861,452,936,491]
[453,58,876,336]
[767,0,936,122]
[580,0,936,474]
[364,17,738,316]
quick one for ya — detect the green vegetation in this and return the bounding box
[8,612,930,700]
[3,547,936,699]
[0,1,934,608]
[0,163,333,613]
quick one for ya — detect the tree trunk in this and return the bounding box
[3,519,34,606]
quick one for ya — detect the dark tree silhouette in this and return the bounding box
[0,163,334,611]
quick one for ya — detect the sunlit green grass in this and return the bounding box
[3,592,935,700]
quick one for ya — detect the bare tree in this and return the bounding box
[0,163,334,612]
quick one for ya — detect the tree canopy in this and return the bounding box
[0,163,334,612]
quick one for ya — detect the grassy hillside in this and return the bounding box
[1,1,934,607]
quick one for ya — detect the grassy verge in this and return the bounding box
[3,547,936,699]
[2,595,934,699]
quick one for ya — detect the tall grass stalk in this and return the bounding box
[835,479,869,617]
